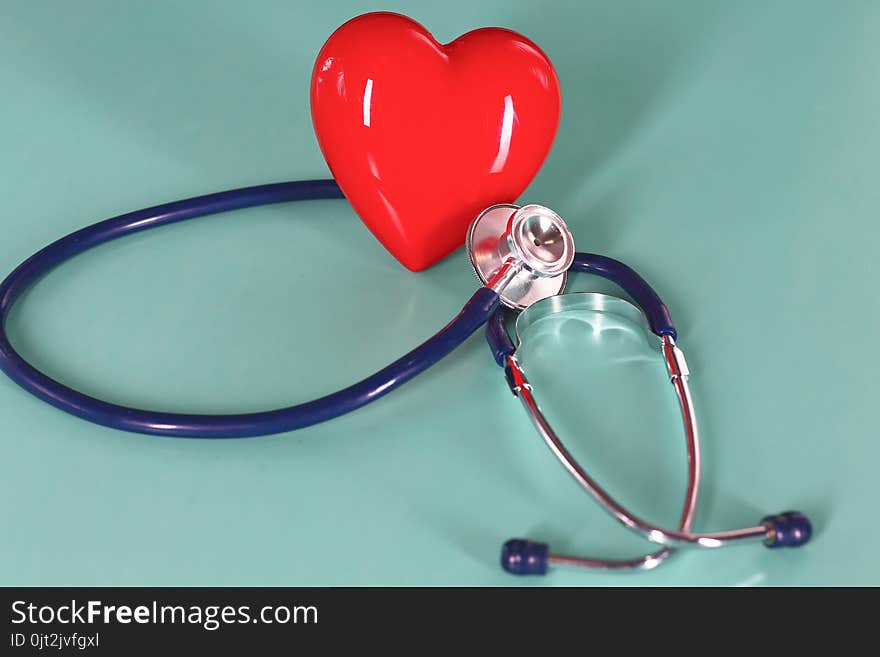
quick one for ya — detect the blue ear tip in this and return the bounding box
[501,539,550,575]
[761,511,812,548]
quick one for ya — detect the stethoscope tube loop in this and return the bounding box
[0,179,503,437]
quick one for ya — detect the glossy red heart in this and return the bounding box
[310,12,561,271]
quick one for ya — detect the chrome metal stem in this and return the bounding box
[486,258,524,293]
[663,336,700,533]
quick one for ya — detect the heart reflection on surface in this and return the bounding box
[514,294,687,528]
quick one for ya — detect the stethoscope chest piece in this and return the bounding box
[467,203,575,310]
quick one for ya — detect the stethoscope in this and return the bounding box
[0,178,811,576]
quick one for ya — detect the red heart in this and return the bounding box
[310,12,561,271]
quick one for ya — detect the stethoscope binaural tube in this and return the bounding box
[486,255,812,575]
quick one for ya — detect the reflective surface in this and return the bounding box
[516,293,659,350]
[1,0,879,585]
[311,12,561,271]
[508,293,702,569]
[515,300,698,555]
[510,296,775,554]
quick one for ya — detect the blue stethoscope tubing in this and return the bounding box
[0,178,674,439]
[0,177,812,570]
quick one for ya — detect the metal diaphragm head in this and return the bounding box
[507,204,574,278]
[466,203,576,310]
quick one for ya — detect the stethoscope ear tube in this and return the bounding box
[489,253,812,574]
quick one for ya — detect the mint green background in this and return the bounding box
[1,1,877,586]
